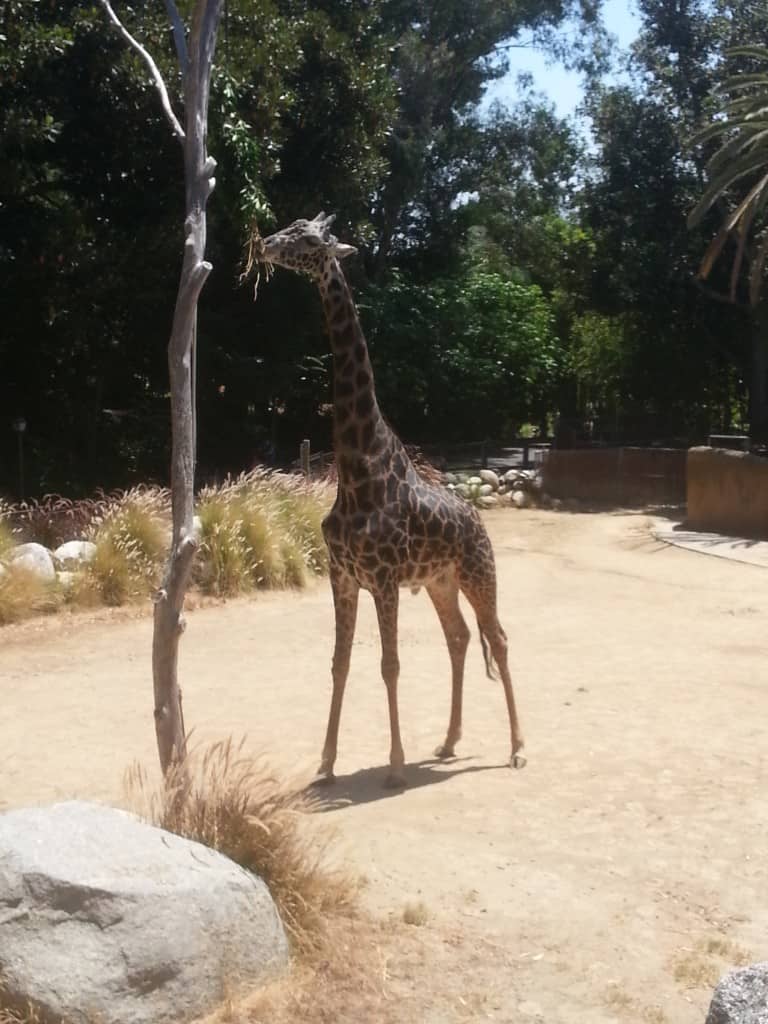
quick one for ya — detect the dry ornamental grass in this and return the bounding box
[0,473,332,625]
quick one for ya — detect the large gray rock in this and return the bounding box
[705,963,768,1024]
[8,542,55,581]
[0,801,288,1024]
[478,469,500,491]
[53,540,97,569]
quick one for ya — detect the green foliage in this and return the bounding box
[362,266,559,439]
[689,45,768,307]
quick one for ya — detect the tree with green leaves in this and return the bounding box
[688,45,768,434]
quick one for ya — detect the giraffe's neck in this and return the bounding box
[318,260,395,480]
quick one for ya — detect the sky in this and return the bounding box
[482,0,642,120]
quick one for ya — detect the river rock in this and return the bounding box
[511,489,529,509]
[0,801,288,1024]
[53,540,97,568]
[478,469,500,491]
[8,542,56,581]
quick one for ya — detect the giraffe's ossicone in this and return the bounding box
[259,213,525,787]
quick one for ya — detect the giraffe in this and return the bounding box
[259,212,525,787]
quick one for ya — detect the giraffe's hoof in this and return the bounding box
[311,770,336,787]
[510,752,527,770]
[383,772,407,790]
[434,744,456,760]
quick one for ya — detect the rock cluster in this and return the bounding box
[444,467,542,509]
[0,537,96,588]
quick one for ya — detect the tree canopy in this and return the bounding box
[2,0,768,497]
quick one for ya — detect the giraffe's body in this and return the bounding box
[260,213,525,786]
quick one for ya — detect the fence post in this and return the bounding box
[300,439,311,479]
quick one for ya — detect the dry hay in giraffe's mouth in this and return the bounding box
[241,223,274,299]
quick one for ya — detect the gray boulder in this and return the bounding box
[53,540,97,569]
[478,469,500,491]
[0,801,288,1024]
[705,962,768,1024]
[8,542,56,581]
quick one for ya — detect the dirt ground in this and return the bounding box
[2,509,767,1023]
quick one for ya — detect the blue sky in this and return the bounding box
[482,0,641,119]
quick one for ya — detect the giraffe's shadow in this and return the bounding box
[307,756,509,812]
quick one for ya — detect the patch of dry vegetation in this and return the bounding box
[125,738,354,955]
[0,472,332,626]
[194,471,329,596]
[671,934,752,990]
[0,567,62,626]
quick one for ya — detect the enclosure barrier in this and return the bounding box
[687,446,768,539]
[541,447,687,506]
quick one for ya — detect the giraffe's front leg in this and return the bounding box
[374,583,406,788]
[316,569,359,784]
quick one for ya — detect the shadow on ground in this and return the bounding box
[307,756,509,812]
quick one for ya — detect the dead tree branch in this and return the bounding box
[98,0,186,142]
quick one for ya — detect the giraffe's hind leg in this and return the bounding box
[427,573,470,759]
[460,576,526,769]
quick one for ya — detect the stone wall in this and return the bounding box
[541,448,687,506]
[687,446,768,539]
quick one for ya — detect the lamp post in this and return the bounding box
[11,417,26,500]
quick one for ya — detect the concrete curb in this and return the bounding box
[651,518,768,569]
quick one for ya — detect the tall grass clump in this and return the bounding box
[125,738,356,954]
[0,566,62,625]
[0,503,15,559]
[74,488,169,607]
[195,470,330,596]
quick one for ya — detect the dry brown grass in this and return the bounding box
[195,917,400,1024]
[402,901,429,927]
[0,567,62,626]
[671,934,753,990]
[125,738,357,955]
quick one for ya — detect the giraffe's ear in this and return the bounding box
[334,242,357,260]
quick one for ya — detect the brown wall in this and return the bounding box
[687,446,768,538]
[541,448,687,506]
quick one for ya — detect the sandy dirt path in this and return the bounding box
[2,510,767,1023]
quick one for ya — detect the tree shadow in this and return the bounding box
[307,756,510,813]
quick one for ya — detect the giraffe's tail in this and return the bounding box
[477,619,498,680]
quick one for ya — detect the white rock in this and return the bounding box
[478,483,494,496]
[54,540,97,568]
[467,476,483,486]
[8,542,56,581]
[455,483,471,498]
[478,469,500,491]
[477,495,499,509]
[0,801,288,1024]
[511,490,529,509]
[56,570,78,589]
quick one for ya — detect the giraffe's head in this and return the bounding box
[260,213,357,280]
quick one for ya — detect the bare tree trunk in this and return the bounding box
[100,0,223,774]
[152,1,223,774]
